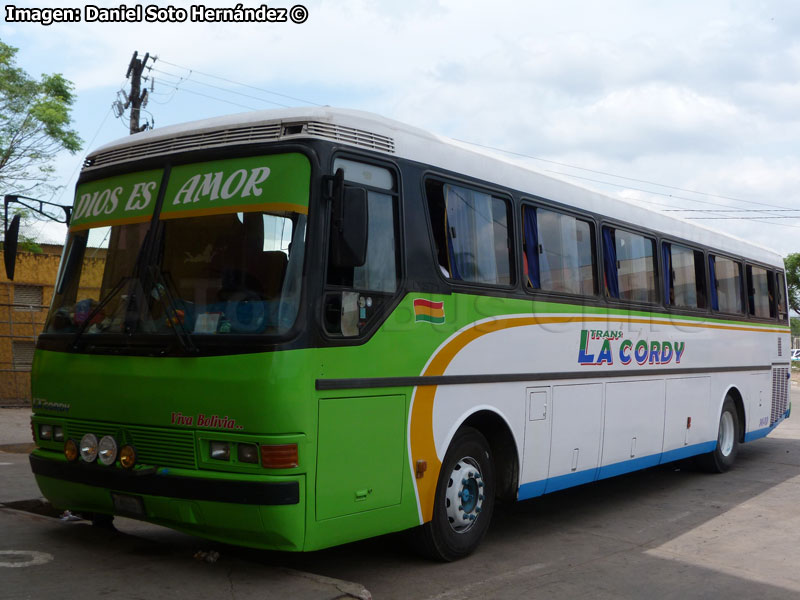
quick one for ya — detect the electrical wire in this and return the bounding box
[664,208,800,213]
[53,106,115,206]
[544,169,762,211]
[456,137,797,212]
[161,85,260,111]
[150,66,292,108]
[154,57,323,107]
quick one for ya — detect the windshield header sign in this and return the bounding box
[69,153,310,231]
[70,169,163,231]
[160,153,310,220]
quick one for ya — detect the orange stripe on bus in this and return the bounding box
[410,313,786,522]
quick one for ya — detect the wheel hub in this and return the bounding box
[445,457,485,533]
[719,411,735,456]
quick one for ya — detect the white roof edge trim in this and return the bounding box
[82,107,784,267]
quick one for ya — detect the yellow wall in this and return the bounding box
[0,246,105,405]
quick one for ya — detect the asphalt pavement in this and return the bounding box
[2,371,799,599]
[0,407,372,600]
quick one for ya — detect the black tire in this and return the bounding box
[89,513,116,529]
[411,427,495,561]
[697,397,740,473]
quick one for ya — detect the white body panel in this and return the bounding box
[424,310,790,501]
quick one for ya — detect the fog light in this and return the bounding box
[237,443,259,464]
[97,436,118,466]
[119,445,136,469]
[53,426,64,442]
[39,424,53,441]
[260,444,298,469]
[64,439,79,462]
[79,433,98,462]
[210,441,230,461]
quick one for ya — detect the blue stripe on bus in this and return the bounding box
[744,414,787,442]
[517,415,789,502]
[517,440,715,501]
[659,441,717,463]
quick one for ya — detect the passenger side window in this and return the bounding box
[776,272,788,322]
[603,227,657,303]
[522,205,596,295]
[425,180,512,286]
[746,265,775,319]
[709,255,744,314]
[324,159,400,337]
[662,242,706,309]
[327,160,398,293]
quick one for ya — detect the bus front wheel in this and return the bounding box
[697,397,740,473]
[413,427,495,561]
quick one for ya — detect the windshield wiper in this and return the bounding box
[70,276,132,350]
[147,266,199,354]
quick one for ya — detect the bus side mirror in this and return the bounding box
[330,185,368,268]
[3,214,21,281]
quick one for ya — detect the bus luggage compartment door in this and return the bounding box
[316,394,406,520]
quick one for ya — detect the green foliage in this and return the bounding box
[785,253,800,315]
[791,317,800,337]
[0,39,82,199]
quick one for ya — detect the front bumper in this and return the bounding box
[30,453,299,505]
[30,451,306,550]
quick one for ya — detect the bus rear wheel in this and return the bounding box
[697,397,740,473]
[413,427,495,561]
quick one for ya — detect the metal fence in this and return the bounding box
[0,302,47,407]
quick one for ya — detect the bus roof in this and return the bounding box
[87,107,783,267]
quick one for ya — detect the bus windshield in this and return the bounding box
[45,152,310,340]
[45,210,307,337]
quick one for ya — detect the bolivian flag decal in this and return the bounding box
[413,299,445,324]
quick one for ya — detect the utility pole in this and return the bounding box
[123,51,152,134]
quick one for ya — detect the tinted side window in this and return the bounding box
[426,180,512,286]
[603,227,657,303]
[709,255,744,314]
[522,205,596,295]
[663,242,706,309]
[324,159,399,337]
[746,265,774,319]
[776,271,788,322]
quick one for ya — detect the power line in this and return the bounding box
[456,138,796,211]
[53,106,115,206]
[161,85,260,111]
[544,170,800,229]
[544,169,756,211]
[154,57,323,107]
[150,66,292,108]
[723,219,800,229]
[664,208,800,213]
[686,215,800,220]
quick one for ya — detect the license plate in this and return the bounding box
[112,493,145,516]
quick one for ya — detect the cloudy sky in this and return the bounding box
[2,0,800,255]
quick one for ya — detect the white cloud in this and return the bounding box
[3,0,800,255]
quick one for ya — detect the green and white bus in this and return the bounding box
[20,108,791,560]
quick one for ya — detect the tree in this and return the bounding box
[0,40,82,201]
[785,253,800,315]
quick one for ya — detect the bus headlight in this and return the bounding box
[97,436,118,466]
[119,445,136,469]
[64,439,79,462]
[209,441,230,461]
[237,443,259,464]
[39,424,53,441]
[53,426,64,442]
[79,433,98,462]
